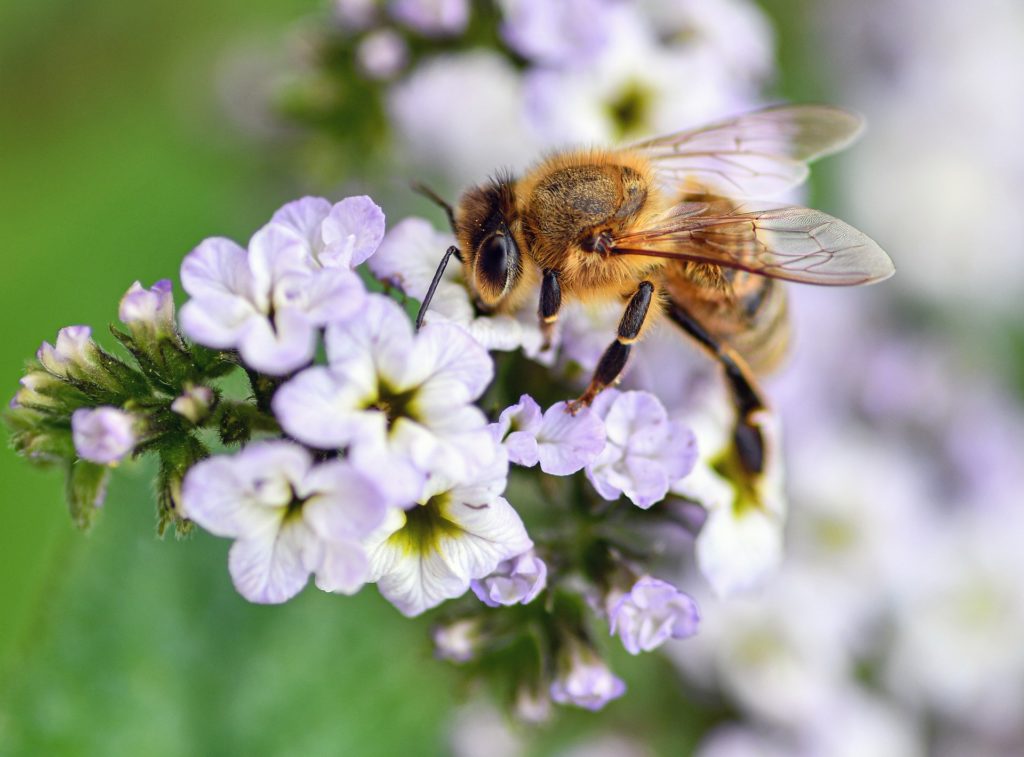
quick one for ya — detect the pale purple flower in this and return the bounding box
[492,394,606,475]
[471,549,547,607]
[71,406,137,465]
[389,0,468,37]
[364,451,532,617]
[498,0,614,66]
[180,441,389,604]
[273,293,498,486]
[432,618,482,662]
[269,195,385,270]
[585,390,697,508]
[607,576,700,655]
[37,325,100,379]
[119,279,175,339]
[356,28,409,80]
[550,642,626,711]
[179,196,377,375]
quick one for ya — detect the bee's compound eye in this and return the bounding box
[475,233,518,299]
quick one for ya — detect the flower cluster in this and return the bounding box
[278,0,775,186]
[8,191,780,716]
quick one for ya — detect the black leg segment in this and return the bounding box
[568,281,655,413]
[538,269,562,350]
[665,301,767,477]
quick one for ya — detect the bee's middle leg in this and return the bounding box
[567,281,655,414]
[538,269,562,351]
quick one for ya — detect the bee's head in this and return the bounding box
[454,174,523,309]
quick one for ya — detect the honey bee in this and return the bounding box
[414,105,894,479]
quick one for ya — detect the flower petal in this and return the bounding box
[273,366,384,449]
[237,306,316,375]
[314,539,371,595]
[320,195,386,268]
[228,519,318,604]
[536,402,606,475]
[270,196,332,248]
[180,237,254,300]
[411,320,494,404]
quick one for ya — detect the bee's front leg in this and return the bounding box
[538,269,562,351]
[567,281,655,415]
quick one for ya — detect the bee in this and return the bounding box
[413,105,894,479]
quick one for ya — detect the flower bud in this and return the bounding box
[119,279,176,341]
[13,371,66,410]
[71,406,138,465]
[514,683,552,724]
[36,326,100,379]
[471,550,547,607]
[357,29,408,81]
[549,641,625,711]
[171,385,215,424]
[607,576,700,655]
[432,618,482,663]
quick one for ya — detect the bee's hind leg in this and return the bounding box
[665,301,767,477]
[567,281,655,415]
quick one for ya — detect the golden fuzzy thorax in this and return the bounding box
[516,149,670,301]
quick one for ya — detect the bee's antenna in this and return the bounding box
[416,245,460,330]
[411,181,457,234]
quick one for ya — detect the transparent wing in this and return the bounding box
[628,105,865,198]
[612,201,894,286]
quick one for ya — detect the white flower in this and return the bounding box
[388,51,540,186]
[273,293,498,486]
[586,390,697,508]
[607,576,700,655]
[637,0,776,84]
[180,441,390,604]
[179,196,377,375]
[523,6,750,146]
[672,397,786,598]
[471,549,547,607]
[369,217,547,356]
[71,406,138,465]
[549,642,626,711]
[363,452,532,617]
[492,394,606,475]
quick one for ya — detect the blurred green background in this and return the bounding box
[0,1,820,754]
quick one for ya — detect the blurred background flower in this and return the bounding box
[2,1,1023,755]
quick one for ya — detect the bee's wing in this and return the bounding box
[612,202,894,286]
[629,105,864,198]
